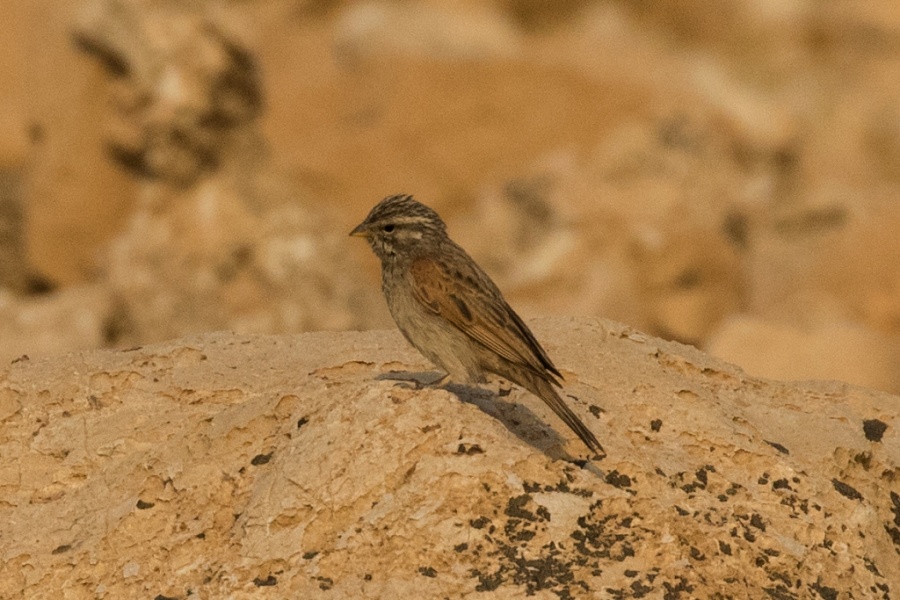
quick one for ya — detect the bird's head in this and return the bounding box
[350,194,447,261]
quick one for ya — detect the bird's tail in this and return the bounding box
[528,375,604,457]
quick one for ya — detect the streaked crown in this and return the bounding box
[350,194,449,261]
[360,194,446,232]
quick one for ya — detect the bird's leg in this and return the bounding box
[382,371,450,389]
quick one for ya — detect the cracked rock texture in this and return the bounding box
[1,317,897,599]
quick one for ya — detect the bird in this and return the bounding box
[350,193,603,456]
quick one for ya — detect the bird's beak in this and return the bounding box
[349,223,370,238]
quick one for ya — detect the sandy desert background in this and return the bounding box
[2,0,900,392]
[2,2,900,598]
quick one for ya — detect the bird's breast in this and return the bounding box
[381,268,482,382]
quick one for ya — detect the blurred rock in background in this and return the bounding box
[0,165,28,294]
[1,0,900,392]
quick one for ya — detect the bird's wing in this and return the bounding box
[409,256,561,383]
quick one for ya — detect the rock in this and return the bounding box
[461,116,751,345]
[5,0,139,285]
[105,175,381,346]
[0,317,896,597]
[0,284,113,364]
[633,224,745,345]
[707,315,900,394]
[0,166,28,293]
[73,0,263,187]
[333,1,520,63]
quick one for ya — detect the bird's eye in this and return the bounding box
[383,224,395,233]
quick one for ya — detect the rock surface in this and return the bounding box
[1,317,897,598]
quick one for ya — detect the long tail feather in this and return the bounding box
[530,376,604,456]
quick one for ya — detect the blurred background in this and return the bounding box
[1,0,900,392]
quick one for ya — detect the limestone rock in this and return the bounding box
[707,315,900,394]
[104,176,379,346]
[0,284,112,364]
[73,0,263,187]
[0,166,28,292]
[0,317,896,598]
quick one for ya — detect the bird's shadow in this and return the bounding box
[377,370,603,469]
